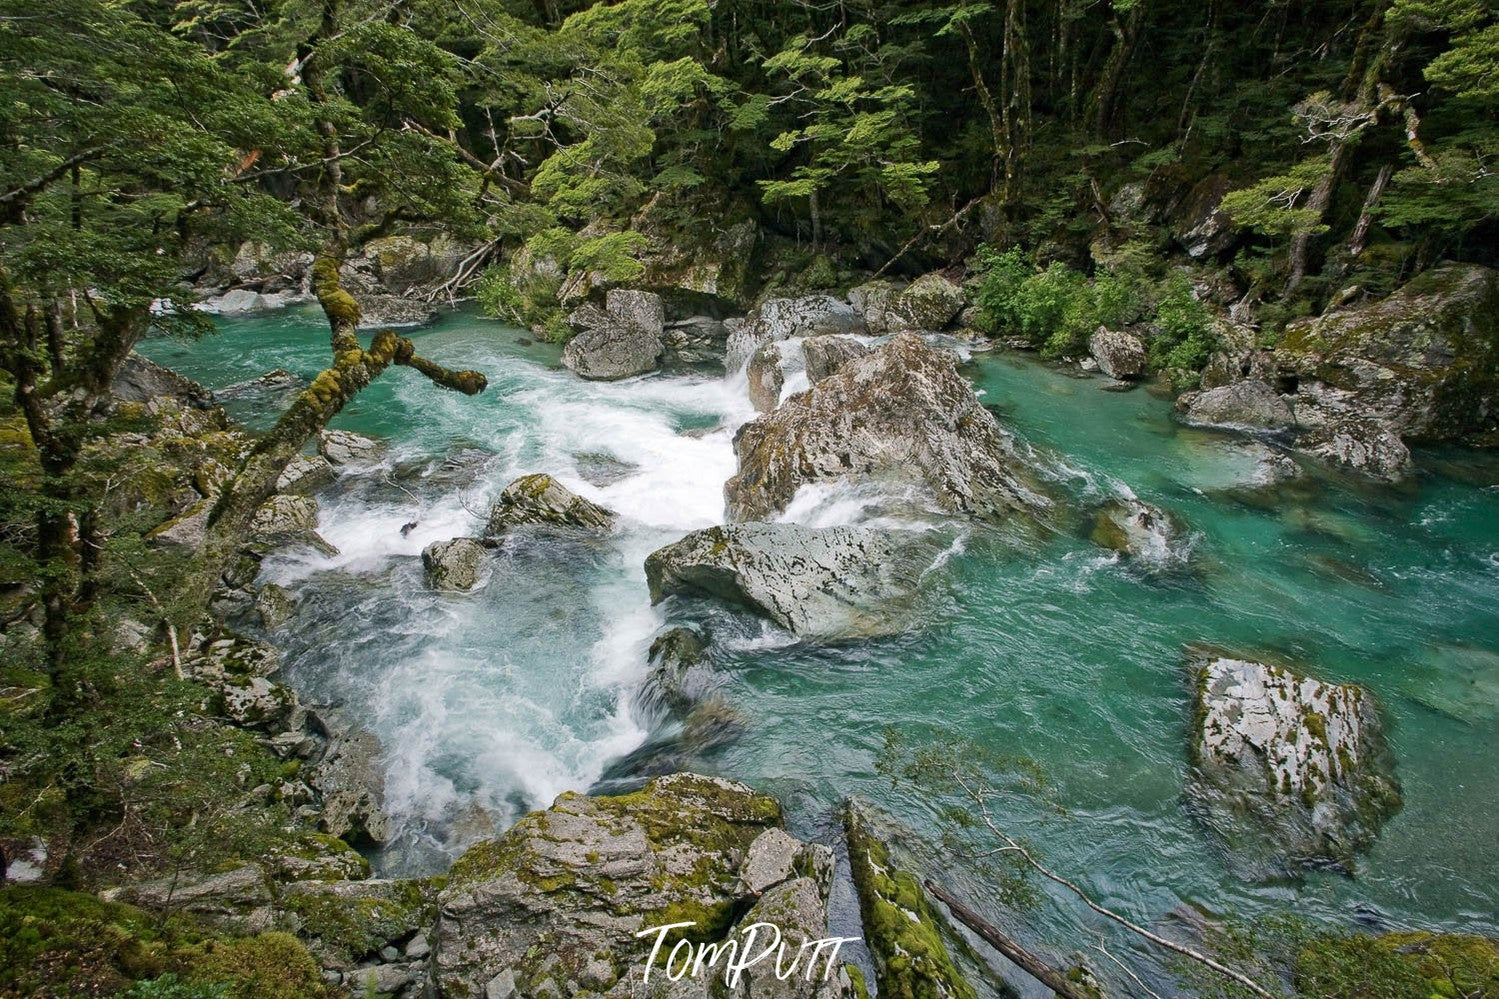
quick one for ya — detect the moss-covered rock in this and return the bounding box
[435,773,850,998]
[842,801,977,999]
[1277,264,1499,443]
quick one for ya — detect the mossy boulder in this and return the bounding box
[1187,649,1402,878]
[1277,264,1499,443]
[485,473,616,538]
[433,773,852,998]
[421,536,487,591]
[843,801,977,999]
[279,876,439,969]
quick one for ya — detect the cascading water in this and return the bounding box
[144,304,1499,987]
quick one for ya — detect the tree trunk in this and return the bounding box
[925,881,1096,999]
[1347,162,1393,257]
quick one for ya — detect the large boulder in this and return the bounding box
[849,274,965,333]
[747,341,785,413]
[1169,174,1238,259]
[111,354,213,408]
[801,335,870,383]
[306,718,392,845]
[319,429,383,467]
[562,290,667,380]
[432,773,856,999]
[1188,650,1401,876]
[1088,326,1147,381]
[275,454,337,495]
[421,537,487,591]
[484,473,616,539]
[1277,264,1499,442]
[1177,380,1297,432]
[1296,418,1411,481]
[645,523,932,640]
[727,295,864,373]
[726,332,1050,522]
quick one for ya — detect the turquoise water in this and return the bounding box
[143,305,1499,994]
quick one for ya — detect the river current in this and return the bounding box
[143,303,1499,994]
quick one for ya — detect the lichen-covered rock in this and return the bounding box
[1277,264,1499,442]
[354,293,437,329]
[1090,497,1187,564]
[890,272,966,331]
[279,877,439,970]
[847,280,897,333]
[726,333,1050,522]
[606,288,666,339]
[252,495,335,554]
[645,523,933,640]
[639,626,709,715]
[1296,418,1411,481]
[319,429,383,467]
[844,801,976,999]
[1177,380,1296,432]
[255,583,296,629]
[802,335,870,383]
[1088,327,1147,381]
[1188,650,1401,876]
[306,721,391,845]
[421,537,487,591]
[433,773,853,999]
[485,473,616,538]
[276,454,337,496]
[747,341,785,413]
[562,314,665,380]
[111,354,214,408]
[728,295,865,374]
[1170,174,1237,259]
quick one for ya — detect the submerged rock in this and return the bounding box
[1296,417,1412,481]
[562,289,667,380]
[844,801,977,999]
[1088,326,1147,381]
[1090,497,1187,563]
[1188,650,1401,877]
[1178,380,1296,432]
[802,334,870,383]
[726,332,1050,522]
[484,473,616,539]
[747,341,785,413]
[645,523,932,640]
[1277,264,1499,442]
[640,625,709,715]
[421,537,486,591]
[433,773,856,999]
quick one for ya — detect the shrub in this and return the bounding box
[1150,273,1218,372]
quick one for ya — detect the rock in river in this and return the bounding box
[422,537,487,591]
[802,334,870,383]
[645,522,933,640]
[1177,380,1297,432]
[432,772,857,999]
[726,332,1050,522]
[484,473,616,539]
[1189,649,1401,876]
[1088,326,1147,381]
[1296,417,1412,481]
[562,288,667,380]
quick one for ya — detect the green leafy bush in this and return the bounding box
[972,246,1151,359]
[1150,273,1219,372]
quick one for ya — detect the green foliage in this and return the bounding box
[1150,272,1219,372]
[123,975,230,999]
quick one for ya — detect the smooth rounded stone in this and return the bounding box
[484,473,616,538]
[1188,650,1401,877]
[320,429,383,466]
[1090,497,1187,564]
[726,332,1051,522]
[111,353,213,407]
[421,537,487,591]
[276,454,337,495]
[1177,380,1296,432]
[1088,326,1147,380]
[355,293,437,328]
[1296,417,1411,481]
[605,287,666,338]
[404,932,431,960]
[1277,263,1499,442]
[801,334,870,383]
[645,523,936,640]
[434,772,855,999]
[561,317,664,380]
[747,341,785,413]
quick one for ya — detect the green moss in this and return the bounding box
[280,880,432,964]
[178,931,328,999]
[844,804,977,999]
